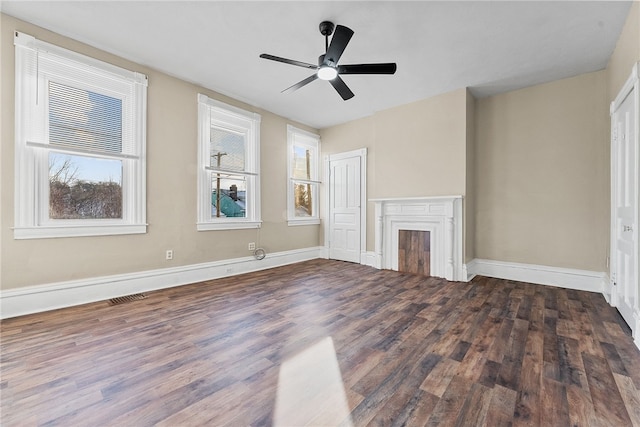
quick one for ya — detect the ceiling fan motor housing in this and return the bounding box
[319,21,335,37]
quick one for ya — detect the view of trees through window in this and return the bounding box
[47,82,125,220]
[294,182,312,217]
[293,145,313,217]
[49,153,123,219]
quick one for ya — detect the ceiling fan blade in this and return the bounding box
[260,54,318,70]
[324,25,354,66]
[329,76,355,100]
[338,63,397,75]
[282,74,318,93]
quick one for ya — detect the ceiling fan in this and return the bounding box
[260,21,397,100]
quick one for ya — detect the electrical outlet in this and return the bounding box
[166,250,173,260]
[248,242,256,251]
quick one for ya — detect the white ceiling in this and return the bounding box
[1,1,632,129]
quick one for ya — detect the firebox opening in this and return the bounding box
[398,230,431,276]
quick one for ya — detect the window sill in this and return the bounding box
[197,221,262,231]
[13,224,147,240]
[287,218,321,227]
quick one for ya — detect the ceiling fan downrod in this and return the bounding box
[319,21,335,53]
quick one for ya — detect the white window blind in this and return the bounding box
[209,126,246,172]
[48,81,125,155]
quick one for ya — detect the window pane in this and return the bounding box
[49,152,123,219]
[49,81,122,153]
[211,173,246,218]
[292,145,312,180]
[210,127,245,172]
[294,182,314,217]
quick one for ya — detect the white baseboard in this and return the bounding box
[362,251,376,267]
[320,247,375,267]
[466,258,605,293]
[463,263,471,282]
[319,246,329,259]
[0,246,323,319]
[634,310,640,351]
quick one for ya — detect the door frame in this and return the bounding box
[609,61,640,346]
[324,148,368,264]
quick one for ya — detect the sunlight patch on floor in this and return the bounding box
[273,336,353,427]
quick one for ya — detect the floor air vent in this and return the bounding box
[109,293,147,306]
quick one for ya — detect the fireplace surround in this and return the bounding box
[371,196,464,281]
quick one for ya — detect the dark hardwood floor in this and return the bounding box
[1,259,640,426]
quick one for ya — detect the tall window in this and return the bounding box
[13,32,147,239]
[197,95,261,230]
[287,125,320,225]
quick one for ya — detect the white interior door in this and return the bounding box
[613,91,637,328]
[611,68,639,340]
[328,154,361,263]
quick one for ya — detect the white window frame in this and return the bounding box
[287,125,321,226]
[197,94,261,231]
[13,31,148,239]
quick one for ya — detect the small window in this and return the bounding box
[13,32,147,239]
[287,125,320,225]
[197,95,261,230]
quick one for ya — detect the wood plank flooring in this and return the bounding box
[1,259,639,426]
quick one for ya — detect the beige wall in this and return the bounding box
[473,3,638,273]
[475,71,609,271]
[320,89,469,252]
[4,3,638,291]
[370,89,468,199]
[0,14,319,290]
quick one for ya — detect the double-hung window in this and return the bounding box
[13,32,147,239]
[287,125,320,225]
[197,94,261,230]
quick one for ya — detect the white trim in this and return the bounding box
[287,219,321,227]
[196,221,262,231]
[603,272,613,303]
[13,223,147,239]
[467,258,605,293]
[362,251,376,267]
[13,31,146,84]
[14,31,148,240]
[609,61,640,346]
[324,148,367,264]
[633,310,640,351]
[610,62,639,115]
[372,196,464,281]
[319,246,329,259]
[463,263,471,282]
[0,246,323,319]
[197,94,261,229]
[287,125,320,224]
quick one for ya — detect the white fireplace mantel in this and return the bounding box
[371,196,464,281]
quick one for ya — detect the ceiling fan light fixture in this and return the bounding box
[260,22,396,100]
[317,66,338,81]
